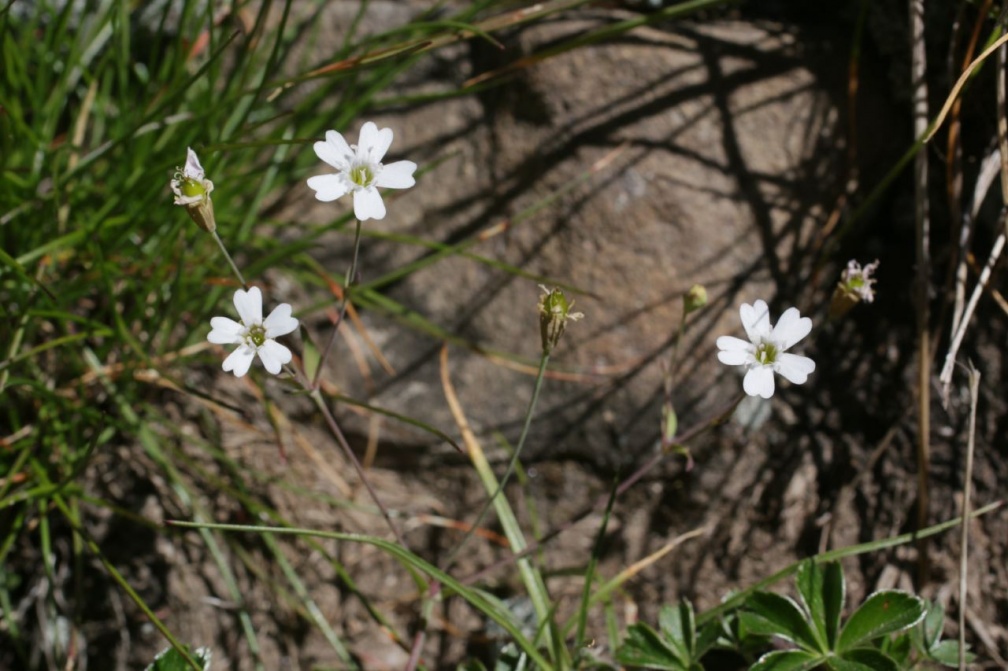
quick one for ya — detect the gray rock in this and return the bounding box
[283,4,857,468]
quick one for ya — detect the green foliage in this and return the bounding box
[741,561,926,671]
[145,645,211,671]
[896,600,975,668]
[617,600,718,670]
[616,560,975,671]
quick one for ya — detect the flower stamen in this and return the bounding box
[754,341,777,365]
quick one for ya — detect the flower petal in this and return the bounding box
[208,317,244,344]
[375,160,417,189]
[353,187,386,221]
[233,287,263,326]
[307,174,350,202]
[184,147,205,179]
[315,131,352,169]
[359,122,393,162]
[743,365,776,398]
[257,340,292,374]
[222,346,255,377]
[263,303,299,338]
[717,336,754,366]
[775,353,816,384]
[717,335,752,352]
[772,307,812,350]
[718,348,752,366]
[740,300,771,343]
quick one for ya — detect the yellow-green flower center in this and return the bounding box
[350,164,375,188]
[247,323,267,348]
[754,341,777,365]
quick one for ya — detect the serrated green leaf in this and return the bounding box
[928,639,975,666]
[749,649,822,671]
[657,601,695,661]
[616,622,689,670]
[838,591,926,651]
[741,592,821,652]
[830,648,899,671]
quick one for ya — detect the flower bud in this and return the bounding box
[683,284,708,314]
[829,259,879,318]
[538,285,584,354]
[171,147,217,232]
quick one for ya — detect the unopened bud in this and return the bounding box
[538,285,584,354]
[683,284,708,314]
[171,147,217,232]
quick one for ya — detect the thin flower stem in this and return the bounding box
[910,0,932,585]
[313,219,363,389]
[309,388,407,548]
[459,393,744,587]
[442,352,550,573]
[211,229,246,288]
[959,364,980,671]
[660,304,690,450]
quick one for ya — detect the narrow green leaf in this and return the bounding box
[830,648,899,671]
[299,324,320,383]
[741,592,821,652]
[837,591,926,651]
[323,391,461,452]
[615,622,688,670]
[749,649,822,671]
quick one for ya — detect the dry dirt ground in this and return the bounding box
[5,2,1008,670]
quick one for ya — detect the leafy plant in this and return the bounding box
[887,599,975,669]
[617,600,720,670]
[739,560,925,671]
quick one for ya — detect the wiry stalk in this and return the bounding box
[959,364,980,671]
[909,0,932,584]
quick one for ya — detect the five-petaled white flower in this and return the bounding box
[207,287,299,377]
[716,300,815,399]
[307,121,417,221]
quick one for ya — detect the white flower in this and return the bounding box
[207,287,299,377]
[716,299,815,399]
[306,121,417,221]
[170,147,216,231]
[840,258,879,303]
